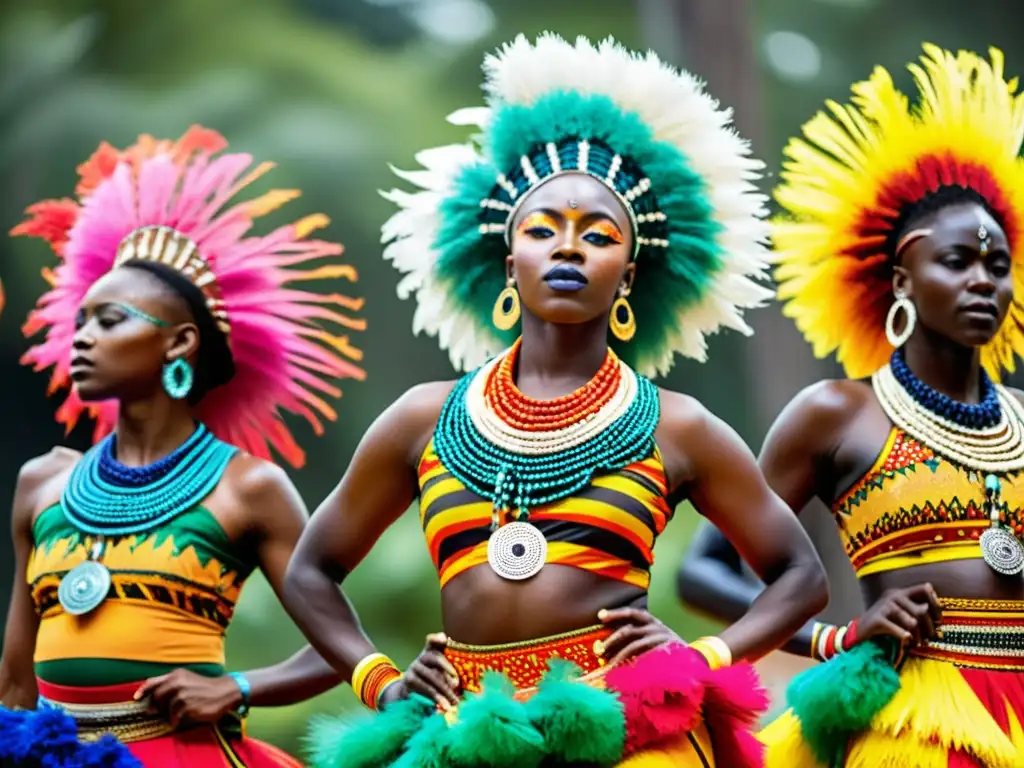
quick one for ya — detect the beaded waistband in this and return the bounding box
[39,695,175,743]
[443,625,611,694]
[911,597,1024,670]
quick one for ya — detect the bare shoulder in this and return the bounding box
[772,379,872,435]
[383,379,459,463]
[656,388,717,442]
[13,447,82,527]
[220,453,296,506]
[392,380,458,424]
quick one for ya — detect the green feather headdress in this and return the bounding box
[381,33,773,377]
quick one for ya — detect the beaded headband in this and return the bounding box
[381,34,772,377]
[772,44,1024,379]
[114,225,230,335]
[490,139,667,258]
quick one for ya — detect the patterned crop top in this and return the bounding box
[833,427,1024,576]
[27,504,253,687]
[418,440,673,589]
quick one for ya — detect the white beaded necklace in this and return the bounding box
[872,363,1024,473]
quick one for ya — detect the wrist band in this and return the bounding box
[810,621,826,659]
[812,620,860,661]
[227,672,251,718]
[351,652,403,711]
[689,636,733,670]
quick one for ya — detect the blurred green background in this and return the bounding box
[2,0,1024,755]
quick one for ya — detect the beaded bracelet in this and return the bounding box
[811,619,859,661]
[689,636,733,670]
[227,672,251,718]
[351,652,403,711]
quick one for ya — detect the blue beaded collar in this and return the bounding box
[61,423,238,536]
[889,349,1001,429]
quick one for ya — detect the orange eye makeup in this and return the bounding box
[517,212,558,234]
[584,221,624,244]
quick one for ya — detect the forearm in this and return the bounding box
[678,558,822,657]
[0,663,38,710]
[282,560,378,681]
[240,645,343,708]
[716,555,828,661]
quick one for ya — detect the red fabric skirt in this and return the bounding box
[37,679,301,767]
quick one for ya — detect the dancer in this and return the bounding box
[284,34,827,768]
[0,126,365,765]
[681,45,1024,765]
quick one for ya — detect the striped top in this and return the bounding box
[419,440,673,588]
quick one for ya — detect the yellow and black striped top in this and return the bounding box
[418,440,673,588]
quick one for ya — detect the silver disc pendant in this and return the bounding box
[980,527,1024,576]
[487,521,547,580]
[58,560,112,616]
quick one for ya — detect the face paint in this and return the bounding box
[583,220,624,244]
[517,212,559,235]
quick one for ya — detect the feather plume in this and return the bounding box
[13,126,365,467]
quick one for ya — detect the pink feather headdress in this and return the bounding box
[12,125,366,468]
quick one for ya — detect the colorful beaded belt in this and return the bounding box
[443,624,611,695]
[911,597,1024,671]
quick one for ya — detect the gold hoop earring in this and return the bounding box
[609,295,636,342]
[492,279,521,331]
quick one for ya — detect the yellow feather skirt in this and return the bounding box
[760,655,1024,767]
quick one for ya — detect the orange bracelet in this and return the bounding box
[351,653,403,711]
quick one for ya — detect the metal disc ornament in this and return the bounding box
[980,526,1024,576]
[58,560,112,616]
[487,521,547,580]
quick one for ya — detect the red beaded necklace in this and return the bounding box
[483,338,621,432]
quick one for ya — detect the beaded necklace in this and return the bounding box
[434,341,660,580]
[57,423,237,616]
[872,353,1024,575]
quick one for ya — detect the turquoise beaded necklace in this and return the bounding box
[434,358,660,520]
[61,422,237,536]
[57,423,236,616]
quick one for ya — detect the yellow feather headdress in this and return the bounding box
[773,44,1024,378]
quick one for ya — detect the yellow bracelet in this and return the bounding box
[690,636,733,670]
[351,652,403,710]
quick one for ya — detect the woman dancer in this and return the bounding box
[284,34,827,768]
[679,45,1024,766]
[0,126,365,765]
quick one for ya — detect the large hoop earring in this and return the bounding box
[885,293,916,348]
[609,295,636,342]
[492,279,521,331]
[162,358,194,400]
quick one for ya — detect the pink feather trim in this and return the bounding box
[604,643,768,766]
[12,126,365,468]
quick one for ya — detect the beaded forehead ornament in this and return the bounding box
[772,44,1024,379]
[12,126,366,467]
[381,33,772,377]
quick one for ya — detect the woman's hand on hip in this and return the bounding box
[385,632,460,711]
[598,607,680,666]
[134,669,244,728]
[856,583,942,648]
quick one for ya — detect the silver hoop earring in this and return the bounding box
[885,293,917,348]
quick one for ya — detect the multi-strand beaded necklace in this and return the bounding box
[57,423,237,615]
[434,339,660,580]
[873,350,1024,575]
